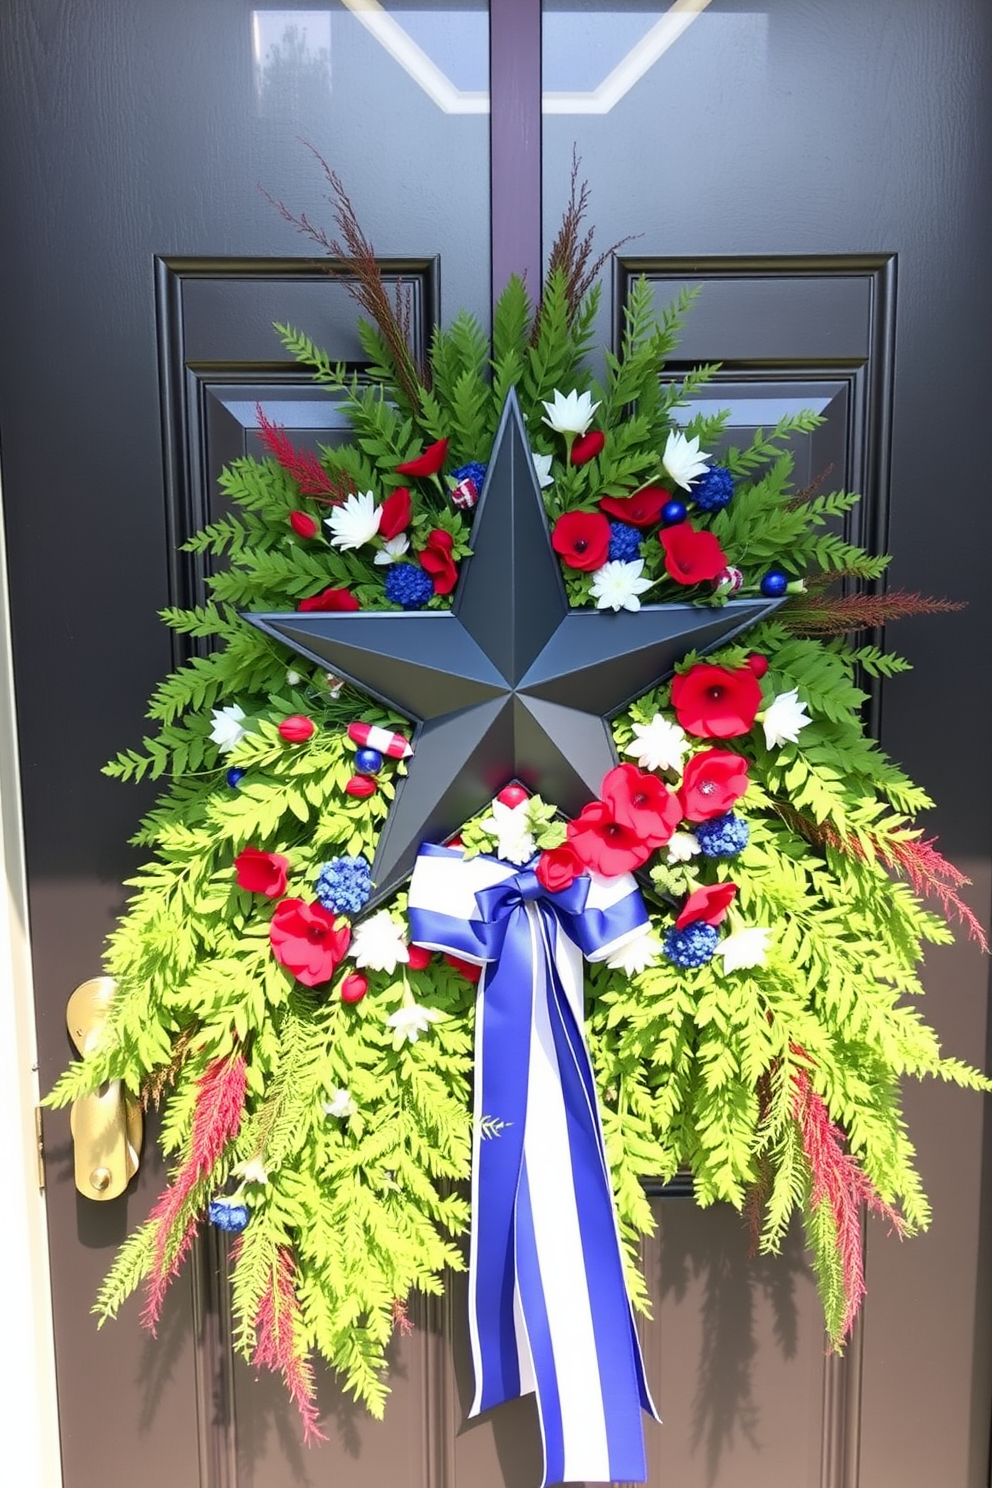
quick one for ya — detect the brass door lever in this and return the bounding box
[67,977,143,1200]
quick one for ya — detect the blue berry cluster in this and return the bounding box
[385,562,434,609]
[691,465,735,511]
[608,520,642,562]
[208,1198,249,1233]
[452,461,487,487]
[663,921,719,968]
[316,856,373,915]
[694,813,750,858]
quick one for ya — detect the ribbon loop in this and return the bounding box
[408,844,659,1487]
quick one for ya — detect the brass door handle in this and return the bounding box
[67,977,143,1200]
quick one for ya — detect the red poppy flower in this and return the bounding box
[675,882,738,929]
[397,438,448,477]
[379,486,412,539]
[670,663,763,738]
[600,763,681,848]
[535,842,584,893]
[345,774,378,797]
[407,944,433,970]
[269,898,351,987]
[445,953,482,983]
[567,801,652,877]
[278,715,315,742]
[678,750,750,822]
[570,429,605,466]
[297,587,360,612]
[289,511,318,538]
[659,522,728,585]
[419,528,459,594]
[551,511,611,572]
[599,487,671,528]
[340,972,368,1003]
[234,847,289,898]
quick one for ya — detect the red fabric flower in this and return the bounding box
[340,972,368,1003]
[670,663,763,738]
[278,715,315,742]
[379,486,412,539]
[675,882,738,929]
[345,774,378,797]
[601,763,681,848]
[397,439,448,477]
[234,847,289,898]
[289,511,318,538]
[567,802,652,877]
[659,522,728,585]
[445,953,482,983]
[570,430,605,466]
[551,511,611,572]
[599,487,671,528]
[407,944,433,970]
[269,899,351,987]
[535,842,584,893]
[297,587,360,612]
[420,529,459,595]
[679,750,750,822]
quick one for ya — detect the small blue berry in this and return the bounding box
[385,562,434,610]
[315,855,373,915]
[208,1198,249,1233]
[694,813,750,858]
[760,569,789,598]
[354,746,384,775]
[690,466,735,512]
[661,499,687,526]
[663,921,720,968]
[226,767,246,788]
[608,520,642,562]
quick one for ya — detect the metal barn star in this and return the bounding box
[245,392,780,908]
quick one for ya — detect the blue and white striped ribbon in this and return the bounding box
[407,844,660,1487]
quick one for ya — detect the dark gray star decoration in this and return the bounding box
[245,391,781,909]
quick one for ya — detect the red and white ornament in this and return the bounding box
[450,476,480,510]
[346,722,413,759]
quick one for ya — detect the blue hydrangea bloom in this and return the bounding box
[608,520,642,562]
[691,465,735,511]
[208,1198,249,1233]
[663,921,720,968]
[694,813,750,858]
[452,461,487,487]
[316,856,373,915]
[385,562,434,609]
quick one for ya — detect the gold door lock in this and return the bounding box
[67,977,143,1201]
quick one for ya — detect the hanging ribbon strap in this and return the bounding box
[407,844,659,1487]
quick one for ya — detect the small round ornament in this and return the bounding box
[340,971,369,1003]
[760,569,789,598]
[354,746,384,775]
[226,767,246,788]
[747,653,769,678]
[279,714,315,742]
[497,783,530,808]
[345,774,378,798]
[661,499,687,526]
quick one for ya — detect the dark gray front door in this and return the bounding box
[2,3,990,1485]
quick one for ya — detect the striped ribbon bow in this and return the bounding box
[407,844,659,1487]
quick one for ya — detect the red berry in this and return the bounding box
[278,714,315,742]
[407,944,432,970]
[444,953,481,984]
[345,774,378,798]
[497,783,530,808]
[289,510,318,538]
[747,654,769,679]
[340,972,368,1003]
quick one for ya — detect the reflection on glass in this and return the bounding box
[254,10,332,114]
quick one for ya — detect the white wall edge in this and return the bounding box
[0,468,64,1487]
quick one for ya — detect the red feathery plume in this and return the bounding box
[792,1062,904,1342]
[876,835,988,951]
[784,589,963,636]
[253,1247,326,1444]
[255,405,350,502]
[142,1052,247,1332]
[391,1296,414,1336]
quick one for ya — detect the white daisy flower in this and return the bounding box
[350,911,410,972]
[386,1003,442,1048]
[716,927,771,973]
[210,704,249,753]
[325,489,381,551]
[531,451,554,489]
[624,714,689,773]
[323,1088,356,1120]
[541,388,600,438]
[481,798,537,865]
[605,927,663,974]
[662,430,711,490]
[373,534,410,565]
[667,831,702,864]
[590,559,653,612]
[761,689,812,749]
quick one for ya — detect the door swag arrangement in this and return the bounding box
[49,166,989,1485]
